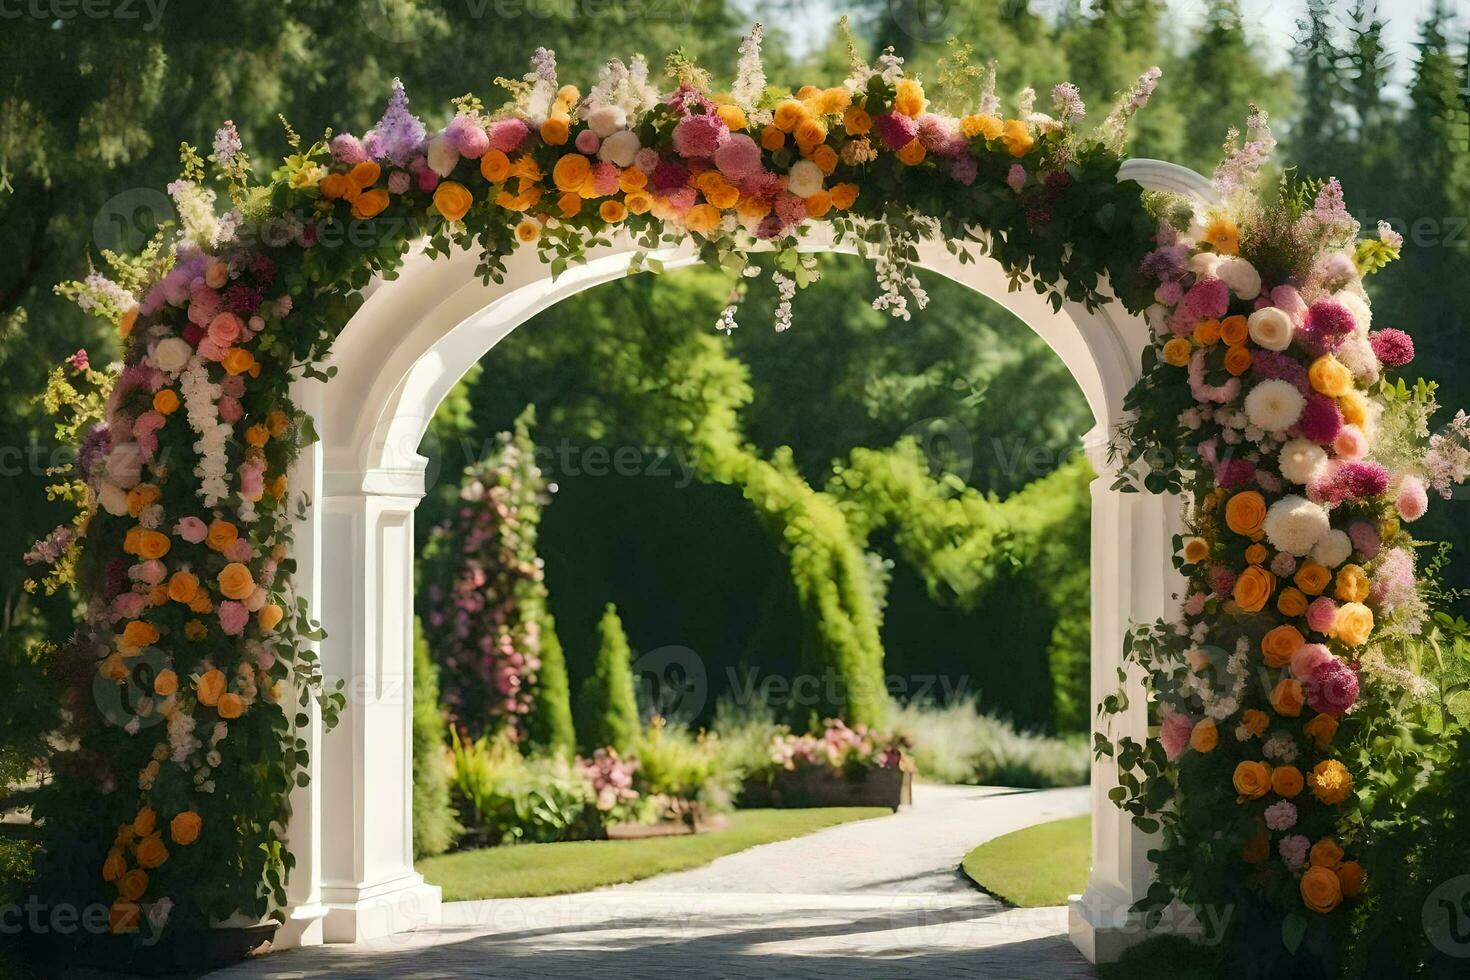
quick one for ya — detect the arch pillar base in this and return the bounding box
[321,876,442,944]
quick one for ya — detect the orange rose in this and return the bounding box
[217,692,245,719]
[1002,119,1035,156]
[618,167,648,193]
[134,833,167,869]
[135,530,170,560]
[349,161,381,189]
[773,99,807,132]
[1294,562,1333,597]
[1300,865,1343,913]
[1162,338,1193,367]
[1261,625,1305,668]
[623,192,652,216]
[1310,838,1345,868]
[1271,678,1305,717]
[1220,315,1249,346]
[961,114,1004,141]
[897,139,927,166]
[830,183,859,210]
[152,389,180,414]
[433,181,473,222]
[794,117,827,149]
[843,106,872,136]
[133,807,156,837]
[1234,566,1276,613]
[117,868,148,902]
[480,149,511,184]
[1226,491,1268,537]
[539,114,570,146]
[1304,712,1339,750]
[167,571,199,604]
[121,620,160,650]
[686,204,721,235]
[1337,861,1365,897]
[715,103,747,130]
[1240,709,1269,737]
[599,200,628,223]
[153,668,178,698]
[170,811,202,846]
[1335,565,1371,603]
[737,196,771,223]
[1224,345,1253,377]
[188,591,213,614]
[1245,543,1269,566]
[217,562,255,601]
[556,191,582,218]
[223,348,255,376]
[1189,718,1218,753]
[704,182,740,210]
[1194,319,1222,346]
[243,424,269,448]
[351,189,390,220]
[1272,765,1304,797]
[1278,587,1309,618]
[804,191,833,219]
[127,485,159,517]
[818,88,851,114]
[1233,760,1272,799]
[514,218,542,242]
[893,79,926,117]
[196,668,227,707]
[258,603,284,632]
[1334,602,1375,647]
[102,849,128,883]
[811,144,839,175]
[206,520,238,552]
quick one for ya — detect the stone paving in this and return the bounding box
[213,784,1096,979]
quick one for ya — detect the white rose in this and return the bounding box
[1279,439,1328,486]
[1216,257,1262,301]
[598,130,641,168]
[586,105,627,138]
[426,134,460,177]
[1247,307,1294,352]
[1188,252,1224,280]
[151,337,193,374]
[787,159,824,198]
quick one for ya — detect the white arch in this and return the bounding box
[280,159,1210,962]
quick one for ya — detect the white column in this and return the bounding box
[1068,429,1183,963]
[313,459,441,944]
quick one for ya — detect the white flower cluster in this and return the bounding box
[870,221,931,321]
[771,271,796,333]
[584,55,661,129]
[167,179,222,248]
[180,357,232,506]
[731,26,769,121]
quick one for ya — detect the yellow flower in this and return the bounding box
[152,389,180,414]
[1162,338,1193,367]
[552,154,592,193]
[1202,218,1240,255]
[1278,587,1309,618]
[1309,355,1355,398]
[1340,390,1370,427]
[1245,543,1269,566]
[167,571,199,605]
[1001,119,1035,157]
[348,161,381,189]
[154,669,178,697]
[1194,318,1222,346]
[897,139,927,166]
[773,99,808,132]
[893,79,926,117]
[960,114,1004,140]
[515,218,541,243]
[1270,677,1305,717]
[1334,602,1374,646]
[1335,565,1370,603]
[716,104,747,130]
[217,692,245,719]
[804,191,833,219]
[842,106,872,136]
[599,200,627,223]
[433,182,473,222]
[818,87,851,114]
[1309,759,1353,804]
[686,203,721,235]
[1294,562,1333,597]
[1304,712,1339,749]
[761,125,786,151]
[1181,536,1210,564]
[624,191,653,215]
[539,114,570,146]
[1225,491,1267,537]
[1220,315,1249,346]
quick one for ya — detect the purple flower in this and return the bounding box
[446,115,490,159]
[650,160,691,192]
[1299,301,1356,355]
[1209,564,1237,597]
[1305,658,1360,716]
[363,78,427,167]
[1215,457,1256,489]
[949,155,977,186]
[873,112,918,151]
[1370,328,1415,367]
[213,121,242,166]
[1348,520,1381,559]
[671,114,729,158]
[1007,164,1028,193]
[916,114,965,157]
[1299,393,1344,444]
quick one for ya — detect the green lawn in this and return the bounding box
[961,814,1090,908]
[418,807,890,901]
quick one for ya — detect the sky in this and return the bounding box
[775,0,1465,90]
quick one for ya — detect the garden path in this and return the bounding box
[212,783,1095,979]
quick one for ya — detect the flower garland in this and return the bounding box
[1107,109,1469,956]
[35,27,1465,960]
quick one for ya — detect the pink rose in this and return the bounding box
[130,560,167,586]
[1306,598,1339,635]
[208,311,244,347]
[225,538,254,563]
[1290,643,1334,683]
[219,397,243,423]
[219,375,246,399]
[112,591,147,620]
[1160,712,1193,761]
[218,600,249,636]
[174,517,208,543]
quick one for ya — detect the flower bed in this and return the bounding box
[740,719,913,810]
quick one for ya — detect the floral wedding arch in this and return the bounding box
[31,24,1470,971]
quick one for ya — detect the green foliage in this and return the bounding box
[633,720,737,813]
[888,699,1089,788]
[412,618,460,860]
[448,730,595,848]
[578,604,642,754]
[527,612,576,760]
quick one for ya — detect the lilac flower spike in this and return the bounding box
[364,78,427,167]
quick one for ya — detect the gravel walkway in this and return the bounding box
[212,784,1095,979]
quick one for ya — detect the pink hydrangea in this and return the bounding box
[1279,834,1310,871]
[486,118,529,153]
[219,600,250,636]
[1370,328,1415,367]
[671,114,728,158]
[1397,474,1429,522]
[1210,564,1237,596]
[1160,712,1193,760]
[1305,657,1360,716]
[1007,164,1027,193]
[713,134,762,182]
[873,112,918,150]
[1264,800,1298,831]
[1182,278,1229,319]
[445,115,490,159]
[1306,598,1339,635]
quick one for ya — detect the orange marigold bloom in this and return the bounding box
[557,191,582,218]
[348,161,381,189]
[351,189,390,220]
[552,154,592,193]
[433,181,473,222]
[196,669,227,706]
[540,114,570,146]
[685,204,721,235]
[804,191,833,219]
[623,191,653,215]
[152,390,180,414]
[761,125,786,151]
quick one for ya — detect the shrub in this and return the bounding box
[527,611,576,758]
[634,720,737,817]
[889,698,1089,788]
[448,731,596,847]
[711,697,785,781]
[412,618,460,859]
[578,603,641,754]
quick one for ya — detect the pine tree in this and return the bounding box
[1292,0,1350,175]
[579,603,642,754]
[527,611,576,759]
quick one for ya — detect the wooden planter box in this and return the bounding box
[604,812,728,840]
[740,765,913,811]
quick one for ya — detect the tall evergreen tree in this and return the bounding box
[527,612,576,759]
[1292,0,1351,174]
[579,603,642,754]
[412,618,460,858]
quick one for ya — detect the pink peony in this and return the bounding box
[1160,712,1193,760]
[1397,474,1429,522]
[174,517,208,543]
[873,112,918,150]
[1306,598,1339,636]
[486,118,529,153]
[218,396,243,423]
[590,162,620,197]
[1370,328,1415,367]
[1305,657,1360,715]
[671,114,728,158]
[226,538,254,563]
[445,115,489,159]
[388,170,412,195]
[218,600,250,636]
